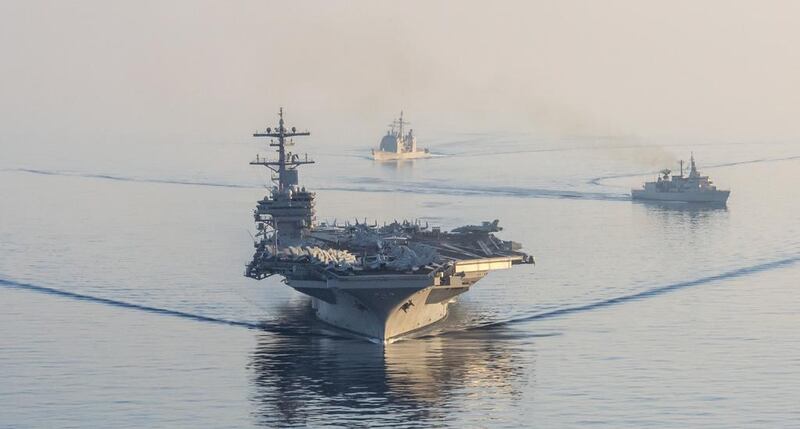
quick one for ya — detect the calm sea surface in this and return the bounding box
[2,134,799,428]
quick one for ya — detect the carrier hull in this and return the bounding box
[287,258,511,342]
[291,273,480,342]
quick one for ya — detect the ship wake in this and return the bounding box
[5,168,256,189]
[588,154,800,187]
[320,180,630,202]
[6,166,627,201]
[469,254,800,331]
[0,277,340,339]
[4,251,798,344]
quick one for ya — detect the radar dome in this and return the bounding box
[379,134,399,152]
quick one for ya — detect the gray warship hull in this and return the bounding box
[289,257,512,342]
[301,280,449,342]
[631,189,730,203]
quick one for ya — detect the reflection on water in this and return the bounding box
[630,201,732,272]
[633,200,729,213]
[249,302,531,427]
[635,200,729,232]
[374,158,417,169]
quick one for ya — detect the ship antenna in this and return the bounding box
[251,108,314,194]
[399,110,404,137]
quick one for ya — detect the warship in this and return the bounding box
[245,109,534,343]
[371,111,431,161]
[631,154,730,203]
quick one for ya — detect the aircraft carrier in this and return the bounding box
[244,109,534,343]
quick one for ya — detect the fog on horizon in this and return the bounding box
[2,0,800,162]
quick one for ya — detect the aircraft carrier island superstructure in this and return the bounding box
[244,109,535,343]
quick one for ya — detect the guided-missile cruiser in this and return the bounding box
[245,109,534,343]
[632,154,730,204]
[371,111,431,161]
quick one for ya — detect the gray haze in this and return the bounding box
[4,3,800,427]
[2,0,800,157]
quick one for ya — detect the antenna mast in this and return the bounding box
[250,107,314,193]
[399,110,404,137]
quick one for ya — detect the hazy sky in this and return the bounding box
[2,0,800,153]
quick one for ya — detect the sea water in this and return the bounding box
[2,134,799,428]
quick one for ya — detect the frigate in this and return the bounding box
[371,111,431,161]
[631,154,730,204]
[245,109,534,343]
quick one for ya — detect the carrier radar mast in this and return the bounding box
[249,108,316,246]
[250,107,314,194]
